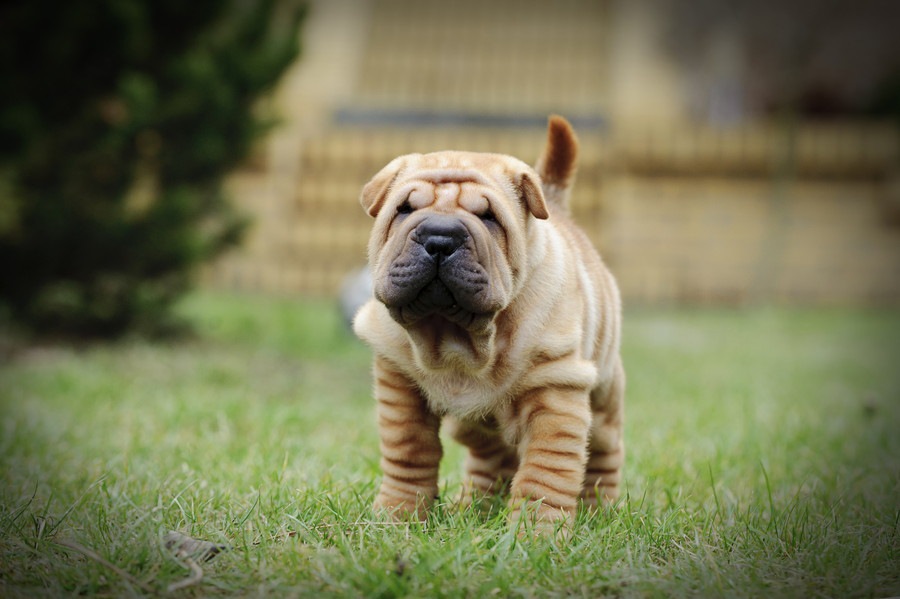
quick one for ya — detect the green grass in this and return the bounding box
[1,293,898,597]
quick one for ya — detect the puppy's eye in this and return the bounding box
[396,201,413,215]
[479,209,496,223]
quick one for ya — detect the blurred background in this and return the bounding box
[2,0,900,337]
[214,0,900,309]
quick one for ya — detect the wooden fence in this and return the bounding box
[205,121,900,306]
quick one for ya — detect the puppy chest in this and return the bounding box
[420,375,503,420]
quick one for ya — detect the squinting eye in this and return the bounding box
[396,201,413,215]
[480,210,496,222]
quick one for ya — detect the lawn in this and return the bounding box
[1,293,898,597]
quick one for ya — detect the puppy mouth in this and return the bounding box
[376,239,496,330]
[379,260,493,329]
[387,282,492,331]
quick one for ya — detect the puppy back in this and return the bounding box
[535,115,579,210]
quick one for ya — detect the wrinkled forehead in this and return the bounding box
[394,152,527,204]
[396,179,489,213]
[399,151,523,190]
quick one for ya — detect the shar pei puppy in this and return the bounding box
[353,116,625,532]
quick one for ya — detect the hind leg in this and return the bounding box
[445,416,518,504]
[581,358,625,507]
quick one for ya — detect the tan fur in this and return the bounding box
[354,116,625,533]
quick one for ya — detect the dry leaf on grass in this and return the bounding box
[163,531,229,593]
[163,530,229,562]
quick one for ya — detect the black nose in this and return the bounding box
[416,216,468,258]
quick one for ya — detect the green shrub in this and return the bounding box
[0,0,306,336]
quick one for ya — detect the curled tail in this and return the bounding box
[535,115,579,212]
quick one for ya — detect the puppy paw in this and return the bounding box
[373,491,432,522]
[508,500,574,538]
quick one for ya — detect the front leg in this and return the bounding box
[372,356,442,520]
[506,386,591,533]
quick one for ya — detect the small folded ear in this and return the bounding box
[360,155,410,218]
[517,170,549,220]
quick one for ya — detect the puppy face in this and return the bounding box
[361,151,548,335]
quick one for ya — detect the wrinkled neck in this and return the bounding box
[407,317,498,375]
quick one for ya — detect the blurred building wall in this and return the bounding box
[207,0,900,306]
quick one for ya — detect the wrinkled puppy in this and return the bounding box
[354,116,625,532]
